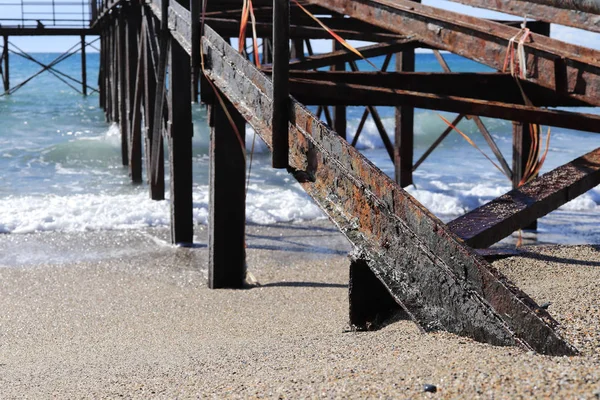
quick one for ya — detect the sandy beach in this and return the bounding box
[0,220,599,398]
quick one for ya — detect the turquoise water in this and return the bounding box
[1,50,599,245]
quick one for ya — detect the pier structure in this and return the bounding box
[6,0,600,355]
[0,0,99,95]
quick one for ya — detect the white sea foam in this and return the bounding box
[0,182,326,234]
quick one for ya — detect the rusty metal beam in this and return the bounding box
[202,24,576,355]
[272,0,290,168]
[285,71,587,107]
[449,147,600,249]
[305,0,600,107]
[201,17,407,41]
[523,0,600,14]
[286,39,417,70]
[448,0,600,33]
[287,77,600,133]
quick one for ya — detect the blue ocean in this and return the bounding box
[1,50,599,245]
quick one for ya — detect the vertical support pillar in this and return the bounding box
[272,0,290,169]
[512,122,538,230]
[112,22,119,122]
[168,39,194,244]
[349,258,406,330]
[291,39,304,60]
[149,0,170,201]
[126,7,142,183]
[3,35,9,93]
[208,94,247,289]
[190,0,201,102]
[262,38,272,64]
[332,40,346,140]
[394,0,418,188]
[118,9,129,166]
[129,10,143,184]
[142,11,160,194]
[99,29,105,109]
[81,34,87,96]
[394,47,415,188]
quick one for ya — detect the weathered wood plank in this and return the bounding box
[202,25,576,355]
[448,147,600,249]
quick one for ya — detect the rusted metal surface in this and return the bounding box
[202,25,577,355]
[449,0,600,33]
[287,39,416,71]
[287,76,600,133]
[272,0,290,168]
[285,71,587,107]
[202,16,406,41]
[449,147,600,249]
[305,0,600,107]
[524,0,600,14]
[349,257,407,330]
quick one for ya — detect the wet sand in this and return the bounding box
[0,221,599,398]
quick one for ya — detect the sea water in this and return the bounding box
[1,51,599,245]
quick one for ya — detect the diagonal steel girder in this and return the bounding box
[447,0,600,33]
[304,0,600,107]
[201,24,576,355]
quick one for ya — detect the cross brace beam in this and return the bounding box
[305,0,600,107]
[449,147,600,249]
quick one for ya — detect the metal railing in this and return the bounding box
[0,0,92,28]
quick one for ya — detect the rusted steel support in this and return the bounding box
[142,8,164,198]
[202,16,407,41]
[271,0,290,168]
[99,31,106,110]
[287,78,600,133]
[262,37,272,64]
[129,12,144,184]
[190,0,201,102]
[208,93,247,289]
[80,35,87,96]
[449,0,600,33]
[284,71,587,107]
[111,23,118,122]
[512,122,538,231]
[2,35,9,93]
[117,11,129,166]
[332,40,346,140]
[202,25,576,355]
[349,257,407,330]
[168,37,194,244]
[524,0,600,14]
[395,42,415,188]
[285,39,415,71]
[150,0,170,200]
[449,147,600,249]
[292,39,305,60]
[305,0,600,107]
